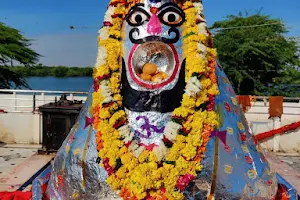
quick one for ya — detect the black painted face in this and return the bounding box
[125,2,185,44]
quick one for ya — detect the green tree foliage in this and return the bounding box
[0,67,29,89]
[211,12,300,96]
[9,66,93,77]
[0,22,40,89]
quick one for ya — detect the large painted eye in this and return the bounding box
[129,11,149,24]
[126,7,150,26]
[162,11,182,25]
[158,6,185,27]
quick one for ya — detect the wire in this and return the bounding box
[69,22,283,31]
[225,70,280,72]
[69,25,99,30]
[210,22,282,32]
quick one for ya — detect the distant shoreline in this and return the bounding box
[23,76,93,91]
[9,66,93,77]
[25,76,92,78]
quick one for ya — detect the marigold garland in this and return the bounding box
[92,1,220,199]
[254,121,300,143]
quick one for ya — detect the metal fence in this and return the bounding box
[0,89,299,114]
[0,89,89,113]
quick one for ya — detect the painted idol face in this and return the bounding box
[121,0,186,113]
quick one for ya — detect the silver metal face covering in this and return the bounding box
[119,0,186,163]
[122,0,184,92]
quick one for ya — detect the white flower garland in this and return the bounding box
[185,76,202,96]
[99,27,109,40]
[96,46,108,68]
[99,80,114,103]
[193,3,204,15]
[128,141,145,157]
[104,6,116,23]
[164,121,183,142]
[153,142,168,161]
[118,125,135,143]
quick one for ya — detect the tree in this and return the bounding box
[0,22,40,89]
[52,66,68,77]
[210,12,300,96]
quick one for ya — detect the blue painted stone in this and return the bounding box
[149,0,161,3]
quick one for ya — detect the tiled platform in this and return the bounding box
[0,144,299,194]
[265,151,300,192]
[0,145,54,192]
[0,147,37,178]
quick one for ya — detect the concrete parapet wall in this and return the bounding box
[0,93,87,113]
[0,92,87,144]
[0,113,41,144]
[0,92,299,152]
[246,101,300,152]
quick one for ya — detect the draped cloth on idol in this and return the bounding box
[43,0,297,200]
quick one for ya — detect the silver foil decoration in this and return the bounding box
[46,88,120,200]
[125,108,171,146]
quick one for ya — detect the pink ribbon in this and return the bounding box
[84,116,94,129]
[210,130,227,146]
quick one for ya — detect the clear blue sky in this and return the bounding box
[1,0,300,66]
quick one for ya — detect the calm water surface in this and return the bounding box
[25,77,93,92]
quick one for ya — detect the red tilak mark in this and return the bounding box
[150,7,159,14]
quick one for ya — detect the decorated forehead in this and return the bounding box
[104,0,205,29]
[126,1,185,26]
[108,0,202,14]
[128,0,184,9]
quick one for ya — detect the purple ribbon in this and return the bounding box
[84,116,94,129]
[210,130,227,146]
[134,116,165,138]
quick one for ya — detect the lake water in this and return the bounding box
[25,77,93,92]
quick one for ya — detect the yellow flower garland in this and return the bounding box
[93,1,220,199]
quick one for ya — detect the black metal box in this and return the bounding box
[38,95,83,153]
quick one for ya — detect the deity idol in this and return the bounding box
[43,0,298,199]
